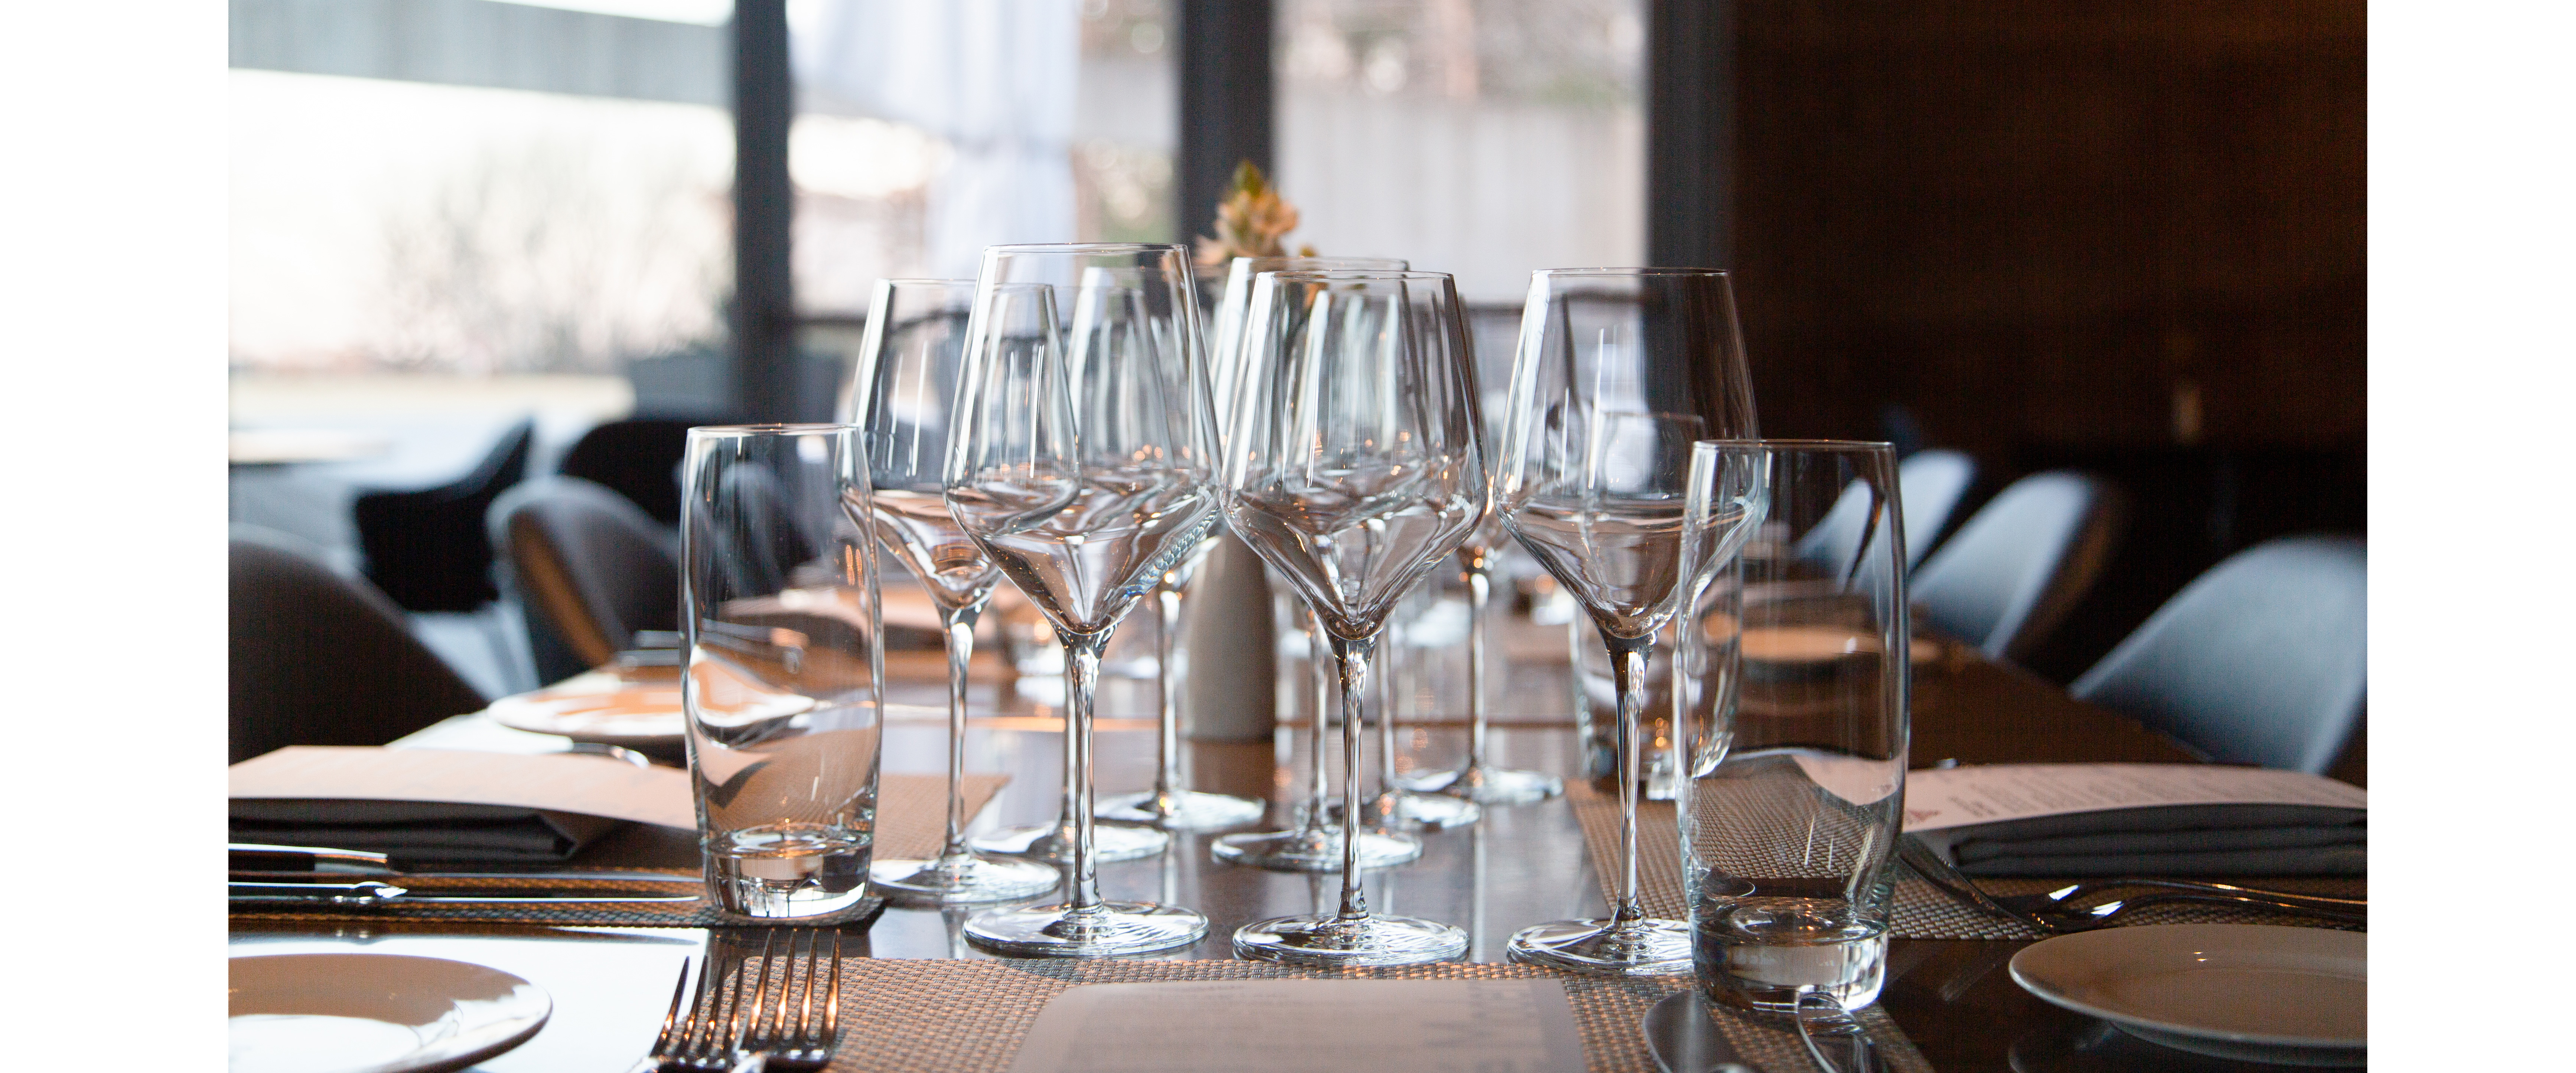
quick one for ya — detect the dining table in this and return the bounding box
[228,607,2355,1073]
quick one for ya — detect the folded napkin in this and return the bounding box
[229,800,622,863]
[1913,803,2365,877]
[1903,763,2365,877]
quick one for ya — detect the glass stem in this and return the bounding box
[1152,583,1185,813]
[1461,548,1492,774]
[1060,629,1107,914]
[938,601,986,862]
[1303,607,1330,831]
[1327,629,1377,923]
[1604,626,1653,927]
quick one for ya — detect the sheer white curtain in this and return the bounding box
[793,0,1078,278]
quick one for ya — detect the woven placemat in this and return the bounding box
[1566,783,2366,940]
[807,959,1931,1073]
[231,772,1007,928]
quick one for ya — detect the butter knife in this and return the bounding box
[229,843,699,886]
[230,881,701,907]
[1644,992,1762,1073]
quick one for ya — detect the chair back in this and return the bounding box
[231,532,487,763]
[1895,449,1979,569]
[489,476,681,683]
[353,416,536,611]
[1910,470,2126,662]
[2071,535,2366,773]
[556,417,700,525]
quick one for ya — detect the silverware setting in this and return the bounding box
[632,930,844,1073]
[1791,989,1890,1073]
[228,880,701,907]
[1896,834,2365,933]
[229,842,701,886]
[1642,992,1760,1073]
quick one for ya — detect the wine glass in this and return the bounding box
[947,244,1220,957]
[1497,268,1760,975]
[1221,268,1485,966]
[839,279,1059,904]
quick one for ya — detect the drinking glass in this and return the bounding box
[840,279,1058,904]
[1220,269,1485,966]
[1215,596,1423,871]
[947,244,1220,956]
[1678,441,1908,1013]
[679,425,887,920]
[1496,268,1759,975]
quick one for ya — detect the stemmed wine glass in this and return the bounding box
[840,279,1060,904]
[1221,268,1486,966]
[1091,541,1266,829]
[947,244,1220,956]
[1496,268,1759,975]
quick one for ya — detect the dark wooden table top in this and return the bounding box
[234,631,2298,1071]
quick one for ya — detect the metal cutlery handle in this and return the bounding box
[2088,892,2366,926]
[2053,877,2362,909]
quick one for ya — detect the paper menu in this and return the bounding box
[1901,763,2365,832]
[228,746,698,829]
[1004,981,1585,1073]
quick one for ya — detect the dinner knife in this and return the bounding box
[229,880,701,907]
[1644,992,1763,1073]
[228,842,699,885]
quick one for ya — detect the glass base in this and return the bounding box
[1507,917,1695,976]
[705,825,871,919]
[962,900,1208,957]
[1232,912,1468,968]
[969,822,1168,863]
[1325,790,1482,831]
[1209,824,1420,872]
[1095,789,1269,831]
[867,852,1059,905]
[1400,763,1566,806]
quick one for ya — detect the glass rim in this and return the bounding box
[1692,438,1895,452]
[983,242,1190,255]
[1228,254,1407,267]
[684,423,863,438]
[1257,268,1455,283]
[876,277,977,288]
[1533,266,1735,278]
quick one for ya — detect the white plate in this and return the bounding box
[228,954,551,1073]
[2008,924,2365,1067]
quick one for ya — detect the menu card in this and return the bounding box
[1005,981,1585,1073]
[1903,763,2364,831]
[229,746,696,829]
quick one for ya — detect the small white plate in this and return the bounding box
[228,953,551,1073]
[2009,924,2364,1067]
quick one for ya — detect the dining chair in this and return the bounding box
[352,415,536,611]
[1794,447,1984,574]
[555,416,704,526]
[1909,470,2126,663]
[487,476,681,685]
[231,529,490,764]
[2071,535,2367,774]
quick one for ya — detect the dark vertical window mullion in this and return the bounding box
[733,0,799,421]
[1647,0,1733,270]
[1176,0,1275,254]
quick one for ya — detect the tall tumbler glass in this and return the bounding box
[840,279,1059,904]
[1221,269,1485,966]
[948,244,1220,957]
[1679,441,1908,1013]
[1497,268,1759,976]
[680,425,887,920]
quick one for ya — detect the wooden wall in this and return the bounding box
[1725,0,2366,682]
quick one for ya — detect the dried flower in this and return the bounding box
[1195,162,1315,267]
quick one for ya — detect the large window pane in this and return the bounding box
[1273,0,1644,304]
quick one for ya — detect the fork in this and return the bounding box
[1897,835,2365,934]
[629,956,745,1073]
[735,929,844,1073]
[1789,988,1889,1073]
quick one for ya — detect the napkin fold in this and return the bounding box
[228,799,622,863]
[1914,802,2365,877]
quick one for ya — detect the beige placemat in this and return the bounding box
[808,959,1932,1073]
[229,772,1008,928]
[1566,783,2366,939]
